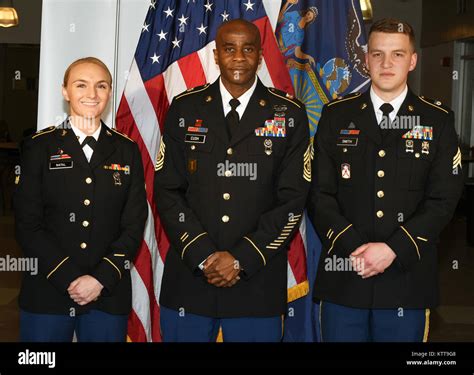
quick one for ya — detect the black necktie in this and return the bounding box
[226,98,240,137]
[81,136,97,150]
[379,103,394,135]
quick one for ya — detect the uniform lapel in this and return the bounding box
[200,80,229,145]
[230,79,271,147]
[353,90,382,146]
[89,123,116,170]
[55,121,90,170]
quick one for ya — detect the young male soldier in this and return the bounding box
[308,18,463,342]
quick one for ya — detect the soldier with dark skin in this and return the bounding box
[155,19,310,342]
[201,20,263,288]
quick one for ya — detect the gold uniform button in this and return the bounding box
[227,148,233,155]
[377,190,385,198]
[376,210,384,218]
[222,215,230,223]
[224,170,232,177]
[415,153,420,158]
[377,170,385,178]
[85,177,92,184]
[343,148,348,153]
[82,220,89,227]
[80,242,87,249]
[84,199,91,206]
[190,145,196,150]
[223,193,231,200]
[378,150,386,158]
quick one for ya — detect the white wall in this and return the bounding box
[37,0,149,130]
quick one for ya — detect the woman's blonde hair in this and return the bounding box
[63,57,112,86]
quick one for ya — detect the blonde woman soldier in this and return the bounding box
[14,57,147,342]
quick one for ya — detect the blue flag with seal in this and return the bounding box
[276,0,370,342]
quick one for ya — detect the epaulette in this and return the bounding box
[175,83,211,101]
[267,87,302,108]
[418,96,450,114]
[326,92,361,108]
[110,128,135,143]
[31,125,56,139]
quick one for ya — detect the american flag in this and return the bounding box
[116,0,309,342]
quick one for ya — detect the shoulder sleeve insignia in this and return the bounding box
[155,136,166,171]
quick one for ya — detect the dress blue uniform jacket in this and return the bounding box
[155,79,311,318]
[308,89,463,309]
[14,121,148,315]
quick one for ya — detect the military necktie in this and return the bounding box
[81,136,97,150]
[379,103,394,136]
[226,98,240,138]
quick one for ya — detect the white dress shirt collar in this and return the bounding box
[220,76,258,120]
[69,120,101,162]
[370,85,408,124]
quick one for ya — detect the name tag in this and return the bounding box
[49,161,73,170]
[337,137,358,147]
[185,134,206,144]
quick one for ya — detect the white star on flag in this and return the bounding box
[197,23,207,35]
[244,0,255,11]
[157,30,167,41]
[204,1,213,12]
[178,14,189,26]
[171,37,181,49]
[163,6,174,18]
[150,53,160,64]
[220,10,230,21]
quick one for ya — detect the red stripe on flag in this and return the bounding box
[143,73,170,127]
[287,231,308,284]
[151,299,162,342]
[254,17,294,95]
[178,52,207,89]
[127,308,148,342]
